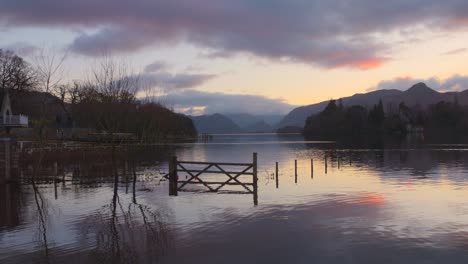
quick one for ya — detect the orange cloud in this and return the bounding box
[353,58,385,70]
[396,75,413,80]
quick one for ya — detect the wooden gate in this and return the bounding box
[168,153,258,205]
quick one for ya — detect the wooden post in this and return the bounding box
[311,158,314,179]
[54,178,58,200]
[338,157,341,169]
[253,153,258,205]
[169,156,178,196]
[275,162,279,189]
[325,155,328,174]
[294,159,297,184]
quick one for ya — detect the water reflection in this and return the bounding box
[1,146,173,264]
[0,184,23,229]
[2,136,468,263]
[77,175,171,263]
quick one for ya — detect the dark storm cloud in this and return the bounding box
[158,90,295,115]
[368,75,468,92]
[2,0,468,69]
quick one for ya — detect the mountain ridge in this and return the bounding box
[189,113,243,134]
[278,83,467,128]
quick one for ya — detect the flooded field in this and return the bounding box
[2,134,468,263]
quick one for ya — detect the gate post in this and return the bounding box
[169,156,178,196]
[253,152,258,205]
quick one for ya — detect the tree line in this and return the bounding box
[303,98,468,140]
[0,49,196,142]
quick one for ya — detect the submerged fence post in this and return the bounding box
[54,178,58,200]
[169,156,178,196]
[325,155,328,174]
[295,159,298,184]
[253,152,258,205]
[311,158,314,179]
[275,162,279,189]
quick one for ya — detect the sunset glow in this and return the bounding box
[1,1,468,115]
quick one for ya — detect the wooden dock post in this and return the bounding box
[169,156,178,196]
[311,158,314,179]
[275,162,279,189]
[253,152,258,205]
[338,157,341,169]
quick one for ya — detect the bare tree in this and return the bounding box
[34,49,67,96]
[32,48,67,143]
[51,81,84,128]
[0,49,36,94]
[86,56,140,137]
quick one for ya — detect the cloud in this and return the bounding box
[155,90,295,115]
[140,72,215,90]
[137,60,215,90]
[1,42,38,56]
[4,1,468,69]
[367,75,468,92]
[443,48,467,55]
[144,60,169,73]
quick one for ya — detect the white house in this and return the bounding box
[0,89,28,131]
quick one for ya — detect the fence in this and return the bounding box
[168,153,258,205]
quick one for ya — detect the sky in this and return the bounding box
[1,0,468,115]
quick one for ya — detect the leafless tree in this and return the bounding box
[51,81,84,126]
[34,49,67,96]
[32,49,67,141]
[0,49,36,94]
[85,56,140,137]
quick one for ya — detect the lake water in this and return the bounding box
[2,134,468,263]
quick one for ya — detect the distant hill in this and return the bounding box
[9,90,198,141]
[244,121,272,133]
[224,113,261,128]
[190,113,243,134]
[11,90,65,121]
[278,83,468,128]
[225,113,283,128]
[190,113,281,133]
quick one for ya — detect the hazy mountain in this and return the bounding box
[278,83,467,128]
[244,121,273,133]
[224,113,262,128]
[190,113,243,134]
[225,113,284,128]
[260,115,285,126]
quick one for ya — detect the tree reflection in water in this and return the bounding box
[30,148,52,264]
[78,157,172,264]
[10,146,173,264]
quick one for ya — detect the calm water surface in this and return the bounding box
[2,134,468,263]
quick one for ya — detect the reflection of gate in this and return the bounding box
[168,153,258,205]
